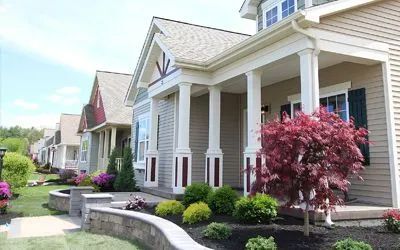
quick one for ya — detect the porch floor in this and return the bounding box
[140,187,184,200]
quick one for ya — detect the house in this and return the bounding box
[77,71,132,174]
[125,0,400,208]
[51,114,81,170]
[37,128,56,166]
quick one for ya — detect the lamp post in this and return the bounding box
[0,147,7,180]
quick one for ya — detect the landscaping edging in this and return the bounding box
[48,189,70,212]
[88,207,211,250]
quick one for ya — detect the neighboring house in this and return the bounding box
[30,139,44,161]
[51,114,81,170]
[125,0,400,209]
[37,128,56,166]
[77,70,132,174]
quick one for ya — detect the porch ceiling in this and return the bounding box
[218,51,379,94]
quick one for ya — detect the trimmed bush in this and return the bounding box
[59,169,77,181]
[74,173,100,192]
[183,183,212,207]
[202,222,232,240]
[383,209,400,233]
[107,148,121,176]
[207,185,238,215]
[234,193,278,224]
[333,238,372,250]
[155,200,185,217]
[245,236,277,250]
[182,202,211,224]
[114,148,136,192]
[3,152,35,189]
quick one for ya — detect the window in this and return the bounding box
[265,7,278,27]
[282,0,295,18]
[263,0,297,28]
[80,139,88,162]
[136,115,150,163]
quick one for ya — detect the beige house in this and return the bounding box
[125,0,400,208]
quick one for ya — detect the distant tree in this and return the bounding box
[0,126,43,148]
[113,147,136,192]
[0,138,29,155]
[107,148,121,176]
[253,108,369,236]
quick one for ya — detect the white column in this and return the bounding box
[145,98,160,187]
[205,86,223,188]
[61,145,67,169]
[244,70,262,196]
[298,49,320,114]
[173,83,192,194]
[103,129,110,169]
[110,127,117,153]
[98,131,104,167]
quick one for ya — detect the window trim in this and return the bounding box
[263,0,297,29]
[135,113,150,166]
[287,81,351,119]
[80,138,89,163]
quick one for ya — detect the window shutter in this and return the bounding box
[348,88,370,165]
[280,104,291,120]
[133,121,139,162]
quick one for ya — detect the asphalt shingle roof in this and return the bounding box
[59,114,81,145]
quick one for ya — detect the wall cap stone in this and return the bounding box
[82,194,114,199]
[49,189,70,198]
[70,186,95,190]
[91,207,211,250]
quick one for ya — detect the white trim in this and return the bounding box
[382,61,400,208]
[132,98,151,109]
[135,113,150,165]
[262,0,298,29]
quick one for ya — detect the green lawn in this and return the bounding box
[29,172,59,181]
[8,184,71,217]
[0,231,143,250]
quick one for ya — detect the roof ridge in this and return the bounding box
[96,70,132,76]
[153,16,251,37]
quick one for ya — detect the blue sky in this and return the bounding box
[0,0,255,128]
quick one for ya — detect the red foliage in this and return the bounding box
[253,107,369,212]
[383,209,400,221]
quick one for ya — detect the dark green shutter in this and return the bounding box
[133,121,139,162]
[280,104,291,120]
[348,88,370,165]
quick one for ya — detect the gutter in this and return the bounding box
[291,20,320,56]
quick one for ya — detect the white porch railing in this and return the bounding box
[65,160,78,170]
[116,158,123,171]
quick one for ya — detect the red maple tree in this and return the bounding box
[253,107,369,236]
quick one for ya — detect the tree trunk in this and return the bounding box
[304,203,310,237]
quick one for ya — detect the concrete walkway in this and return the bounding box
[7,215,81,239]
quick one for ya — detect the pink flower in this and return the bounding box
[0,181,11,199]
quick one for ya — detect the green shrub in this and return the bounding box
[233,193,278,224]
[155,200,185,217]
[245,236,277,250]
[333,238,372,250]
[202,222,232,240]
[183,183,212,207]
[107,148,121,176]
[78,175,100,192]
[0,138,28,155]
[182,202,212,224]
[2,152,35,188]
[207,185,238,215]
[114,148,136,192]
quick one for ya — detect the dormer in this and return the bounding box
[240,0,335,31]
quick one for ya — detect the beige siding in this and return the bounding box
[313,0,400,205]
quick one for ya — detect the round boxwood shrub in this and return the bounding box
[233,193,278,224]
[183,183,212,207]
[182,202,212,224]
[202,222,232,240]
[207,185,238,215]
[245,236,277,250]
[3,152,35,189]
[155,200,185,217]
[333,238,372,250]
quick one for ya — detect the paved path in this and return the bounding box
[7,215,81,239]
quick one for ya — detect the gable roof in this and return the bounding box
[88,70,133,126]
[59,114,81,145]
[77,104,96,133]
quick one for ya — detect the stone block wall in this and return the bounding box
[81,193,113,230]
[69,187,95,216]
[48,190,70,212]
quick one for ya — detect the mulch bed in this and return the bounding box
[142,208,399,250]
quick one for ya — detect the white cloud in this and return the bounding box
[13,99,39,110]
[1,112,59,129]
[48,94,81,106]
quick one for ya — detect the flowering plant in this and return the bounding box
[92,173,115,188]
[383,209,400,233]
[74,173,88,185]
[0,181,12,214]
[124,195,146,211]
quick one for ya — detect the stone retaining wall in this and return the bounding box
[88,207,210,250]
[48,190,70,212]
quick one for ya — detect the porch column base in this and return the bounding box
[144,150,159,188]
[172,149,192,194]
[243,149,261,196]
[205,150,223,188]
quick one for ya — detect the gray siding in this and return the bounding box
[78,132,99,173]
[158,96,175,188]
[135,88,149,105]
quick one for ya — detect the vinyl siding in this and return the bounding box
[78,132,99,174]
[313,0,400,205]
[240,62,390,205]
[135,88,149,105]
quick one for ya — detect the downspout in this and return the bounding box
[291,20,320,56]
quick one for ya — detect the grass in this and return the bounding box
[0,231,143,250]
[8,184,71,217]
[29,172,59,181]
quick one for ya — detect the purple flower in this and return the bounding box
[74,173,88,185]
[0,182,11,199]
[92,173,115,187]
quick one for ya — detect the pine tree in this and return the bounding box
[107,148,120,176]
[113,147,136,192]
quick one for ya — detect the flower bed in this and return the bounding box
[0,181,12,214]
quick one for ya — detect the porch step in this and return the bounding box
[140,187,184,200]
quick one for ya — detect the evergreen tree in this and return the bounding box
[107,148,120,176]
[113,147,136,192]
